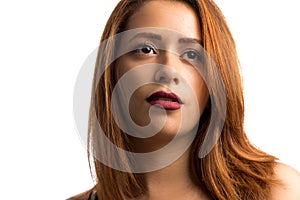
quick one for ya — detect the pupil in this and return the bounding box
[188,51,197,59]
[142,46,151,54]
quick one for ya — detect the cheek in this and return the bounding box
[128,87,151,126]
[115,54,142,80]
[114,57,130,80]
[198,85,209,114]
[187,71,209,113]
[115,58,152,87]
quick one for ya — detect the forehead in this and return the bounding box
[122,28,201,45]
[126,0,201,41]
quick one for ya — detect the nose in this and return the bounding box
[154,66,180,85]
[153,52,181,85]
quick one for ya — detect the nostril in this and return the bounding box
[173,77,179,84]
[159,76,169,83]
[153,66,180,85]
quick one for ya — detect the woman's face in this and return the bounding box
[114,0,209,142]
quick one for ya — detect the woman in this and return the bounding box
[69,0,300,199]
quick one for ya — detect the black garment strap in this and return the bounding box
[88,190,98,200]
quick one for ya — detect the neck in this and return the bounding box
[145,148,192,187]
[139,149,206,200]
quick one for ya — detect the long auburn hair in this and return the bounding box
[75,0,279,199]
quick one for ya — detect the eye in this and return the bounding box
[182,50,201,61]
[134,44,157,55]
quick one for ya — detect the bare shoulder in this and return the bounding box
[270,162,300,200]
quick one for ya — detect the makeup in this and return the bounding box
[146,91,183,110]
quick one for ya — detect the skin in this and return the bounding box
[115,1,210,199]
[114,1,300,199]
[115,0,209,153]
[270,163,300,199]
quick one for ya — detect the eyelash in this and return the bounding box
[132,43,157,55]
[181,49,203,62]
[132,43,203,62]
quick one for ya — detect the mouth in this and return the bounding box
[146,91,183,110]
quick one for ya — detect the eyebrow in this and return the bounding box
[178,38,202,45]
[129,32,162,42]
[129,32,201,45]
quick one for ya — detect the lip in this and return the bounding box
[146,91,183,110]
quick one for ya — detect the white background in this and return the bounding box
[0,0,299,199]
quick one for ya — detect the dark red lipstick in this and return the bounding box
[146,91,182,110]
